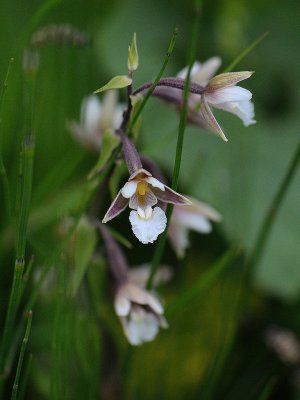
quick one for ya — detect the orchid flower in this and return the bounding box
[99,224,168,346]
[177,57,255,141]
[114,280,168,346]
[103,168,190,244]
[135,57,255,141]
[68,90,123,151]
[168,196,222,258]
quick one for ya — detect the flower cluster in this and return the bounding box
[69,33,255,345]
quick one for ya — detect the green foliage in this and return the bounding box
[94,75,132,93]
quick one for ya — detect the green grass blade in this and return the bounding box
[146,0,201,290]
[18,354,33,400]
[0,58,14,222]
[223,32,269,72]
[247,141,300,276]
[258,379,275,400]
[11,311,33,400]
[0,58,37,387]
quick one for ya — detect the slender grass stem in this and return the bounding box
[24,146,118,313]
[50,262,65,400]
[0,259,25,376]
[127,27,178,133]
[0,58,37,389]
[223,32,269,73]
[246,141,300,275]
[11,311,32,400]
[146,1,202,290]
[16,140,34,259]
[0,58,14,222]
[18,354,33,400]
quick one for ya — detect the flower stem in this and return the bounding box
[246,141,300,275]
[132,77,204,97]
[146,1,202,290]
[98,223,129,284]
[127,27,178,133]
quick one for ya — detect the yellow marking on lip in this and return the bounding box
[137,181,148,196]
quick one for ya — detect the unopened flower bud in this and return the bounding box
[128,32,139,73]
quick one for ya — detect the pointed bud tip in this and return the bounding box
[128,32,139,72]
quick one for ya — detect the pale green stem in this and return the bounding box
[18,354,33,400]
[11,311,32,400]
[146,1,202,290]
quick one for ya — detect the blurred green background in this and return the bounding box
[1,0,300,399]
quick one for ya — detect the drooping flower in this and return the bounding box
[102,168,190,244]
[99,224,168,346]
[114,280,168,346]
[168,196,222,258]
[179,59,255,141]
[137,57,255,141]
[68,90,123,151]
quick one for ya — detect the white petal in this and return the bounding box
[168,222,189,259]
[191,57,222,85]
[81,95,102,134]
[126,308,160,345]
[213,99,256,126]
[120,282,164,314]
[137,205,153,219]
[177,58,222,85]
[144,177,165,191]
[121,181,138,198]
[113,105,125,129]
[98,90,117,130]
[176,212,212,233]
[177,62,202,79]
[205,86,252,104]
[181,197,222,222]
[114,295,131,317]
[68,121,102,151]
[129,207,167,244]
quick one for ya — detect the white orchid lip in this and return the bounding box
[102,167,190,244]
[129,207,167,244]
[114,281,167,346]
